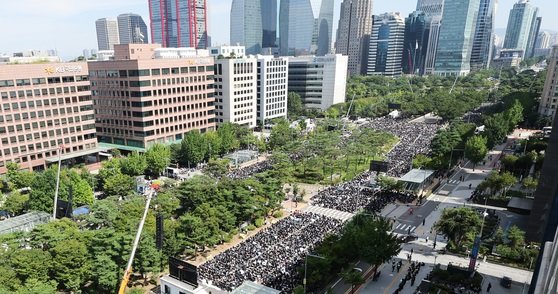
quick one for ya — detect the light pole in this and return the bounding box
[304,253,326,294]
[52,145,64,220]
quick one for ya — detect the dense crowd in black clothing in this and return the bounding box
[362,118,441,177]
[198,212,342,292]
[226,160,273,179]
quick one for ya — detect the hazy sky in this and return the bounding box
[1,0,557,59]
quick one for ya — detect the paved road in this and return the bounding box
[358,140,534,294]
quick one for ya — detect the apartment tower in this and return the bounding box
[503,0,539,58]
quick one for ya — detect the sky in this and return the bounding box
[0,0,557,60]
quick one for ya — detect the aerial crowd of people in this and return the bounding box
[197,117,441,292]
[198,212,342,292]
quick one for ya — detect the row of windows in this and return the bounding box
[0,120,91,135]
[0,142,97,167]
[90,66,214,78]
[98,119,210,138]
[1,85,90,100]
[0,76,88,88]
[91,75,210,89]
[95,103,209,117]
[0,109,91,123]
[1,96,90,112]
[0,133,96,154]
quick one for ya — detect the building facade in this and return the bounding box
[434,0,480,76]
[531,228,558,294]
[208,46,246,58]
[0,62,98,173]
[288,54,347,110]
[96,18,120,50]
[503,0,539,58]
[230,0,262,55]
[416,0,444,17]
[527,16,542,58]
[117,13,149,44]
[279,0,334,56]
[536,31,552,50]
[261,0,278,48]
[402,11,430,75]
[367,13,405,77]
[214,57,258,128]
[335,0,373,75]
[470,0,496,71]
[256,55,288,123]
[538,46,558,120]
[148,0,208,49]
[89,44,216,150]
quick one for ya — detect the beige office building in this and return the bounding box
[0,62,99,173]
[89,44,216,151]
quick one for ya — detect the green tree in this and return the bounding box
[180,130,207,167]
[204,131,222,159]
[2,191,29,216]
[6,162,34,190]
[217,123,240,154]
[51,239,91,291]
[269,119,295,150]
[104,173,135,198]
[205,158,230,178]
[133,235,162,283]
[15,278,57,294]
[464,136,488,167]
[10,248,52,283]
[287,92,304,117]
[435,207,482,248]
[121,151,148,176]
[145,143,171,176]
[97,159,123,190]
[507,225,525,249]
[341,269,365,294]
[29,219,81,250]
[28,166,58,213]
[0,264,21,292]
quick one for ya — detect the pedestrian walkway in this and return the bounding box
[303,205,354,221]
[393,223,417,235]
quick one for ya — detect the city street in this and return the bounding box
[356,138,534,294]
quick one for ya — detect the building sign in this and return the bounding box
[44,65,83,74]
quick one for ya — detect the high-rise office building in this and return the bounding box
[335,0,373,75]
[288,54,347,110]
[434,0,480,76]
[96,18,120,50]
[367,13,405,77]
[527,16,542,58]
[256,55,288,123]
[402,11,430,75]
[89,44,216,150]
[538,46,558,120]
[230,0,263,55]
[148,0,208,49]
[214,56,258,128]
[279,0,334,56]
[416,0,444,17]
[416,0,444,75]
[117,13,149,44]
[261,0,278,48]
[470,0,496,71]
[536,31,552,50]
[0,62,100,174]
[503,0,539,58]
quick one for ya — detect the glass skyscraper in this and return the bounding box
[434,0,480,76]
[503,0,539,58]
[261,0,277,48]
[148,0,208,49]
[230,0,262,55]
[279,0,333,56]
[470,0,496,71]
[402,11,430,75]
[117,13,149,44]
[416,0,443,75]
[335,0,373,75]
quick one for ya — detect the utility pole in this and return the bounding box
[52,145,63,220]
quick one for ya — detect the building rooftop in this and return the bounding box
[0,211,51,235]
[399,169,435,184]
[231,281,281,294]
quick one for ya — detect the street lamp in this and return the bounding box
[304,253,326,294]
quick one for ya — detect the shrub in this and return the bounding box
[273,210,283,218]
[255,218,265,228]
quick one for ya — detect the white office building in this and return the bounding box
[287,54,347,110]
[214,57,258,128]
[95,18,120,50]
[208,46,246,58]
[256,55,288,123]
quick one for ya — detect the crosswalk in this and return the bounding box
[303,205,354,222]
[393,223,417,234]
